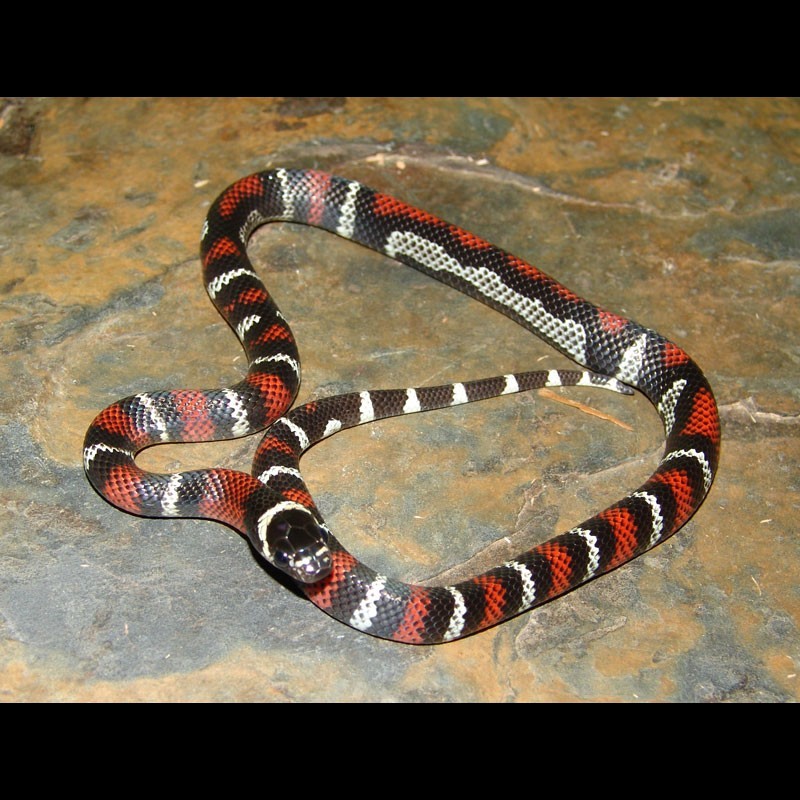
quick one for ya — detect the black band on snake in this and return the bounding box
[83,169,721,644]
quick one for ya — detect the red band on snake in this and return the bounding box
[83,168,721,644]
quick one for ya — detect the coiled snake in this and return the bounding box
[83,169,721,644]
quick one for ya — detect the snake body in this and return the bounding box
[83,168,720,644]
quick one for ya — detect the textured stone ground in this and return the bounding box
[0,97,797,702]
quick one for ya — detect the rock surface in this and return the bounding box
[0,97,797,702]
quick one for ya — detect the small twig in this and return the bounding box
[538,388,634,431]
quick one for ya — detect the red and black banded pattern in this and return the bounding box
[83,168,721,644]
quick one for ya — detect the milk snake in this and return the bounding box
[83,168,721,644]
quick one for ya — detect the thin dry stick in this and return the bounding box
[538,388,634,431]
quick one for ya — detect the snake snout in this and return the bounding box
[292,548,333,584]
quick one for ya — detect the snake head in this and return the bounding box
[258,503,332,584]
